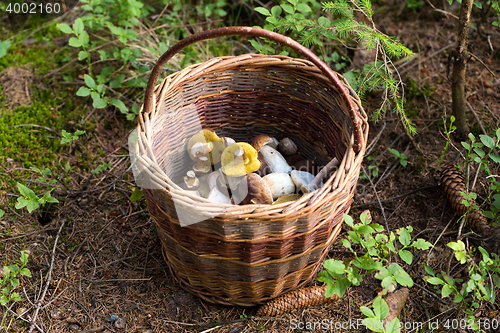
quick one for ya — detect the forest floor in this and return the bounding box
[1,1,500,332]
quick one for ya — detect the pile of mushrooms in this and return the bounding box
[181,129,338,205]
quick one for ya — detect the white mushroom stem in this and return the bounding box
[190,142,212,158]
[223,137,236,147]
[308,157,340,190]
[184,170,200,190]
[291,170,318,193]
[234,147,249,164]
[206,171,221,190]
[206,187,232,204]
[185,170,197,186]
[260,145,292,174]
[195,156,210,169]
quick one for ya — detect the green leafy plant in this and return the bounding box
[437,114,456,171]
[318,211,432,297]
[1,251,32,327]
[460,130,500,224]
[318,212,431,331]
[254,0,416,134]
[0,40,11,59]
[15,182,58,213]
[425,241,500,331]
[60,129,86,145]
[388,148,408,167]
[91,162,112,175]
[361,296,400,333]
[360,155,380,180]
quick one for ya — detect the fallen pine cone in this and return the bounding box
[382,288,409,327]
[438,163,490,234]
[256,285,339,317]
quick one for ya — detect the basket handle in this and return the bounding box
[143,26,364,153]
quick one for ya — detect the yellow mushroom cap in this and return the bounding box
[187,129,225,164]
[221,142,261,177]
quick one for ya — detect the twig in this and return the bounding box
[428,217,455,259]
[413,282,449,305]
[466,101,486,135]
[353,185,438,209]
[469,53,496,77]
[75,327,105,333]
[365,121,386,156]
[10,124,61,136]
[1,228,60,242]
[87,255,136,271]
[361,165,389,234]
[28,219,66,333]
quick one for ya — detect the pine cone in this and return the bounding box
[438,163,490,234]
[256,285,339,317]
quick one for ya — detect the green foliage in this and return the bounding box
[15,182,59,213]
[0,40,11,59]
[1,250,32,327]
[91,162,112,175]
[318,211,431,297]
[388,148,408,167]
[54,0,229,121]
[61,130,86,145]
[254,0,416,134]
[437,114,456,171]
[318,212,431,331]
[425,241,500,330]
[359,155,379,180]
[129,188,143,202]
[361,296,401,332]
[460,130,500,224]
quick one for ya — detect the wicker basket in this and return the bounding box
[130,27,369,306]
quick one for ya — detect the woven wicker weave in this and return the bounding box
[130,27,369,306]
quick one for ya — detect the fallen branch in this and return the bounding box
[256,285,340,317]
[28,220,66,333]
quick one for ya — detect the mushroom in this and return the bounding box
[197,174,211,198]
[193,156,211,175]
[262,173,295,200]
[187,129,225,164]
[217,171,243,191]
[255,152,271,177]
[190,142,213,159]
[223,137,236,147]
[184,170,200,190]
[206,171,221,190]
[273,194,302,205]
[259,145,292,174]
[220,143,261,177]
[278,138,298,156]
[250,134,278,152]
[239,173,273,205]
[290,170,322,193]
[206,186,232,204]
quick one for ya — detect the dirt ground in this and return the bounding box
[1,2,500,333]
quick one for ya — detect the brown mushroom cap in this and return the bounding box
[278,138,298,156]
[249,134,278,152]
[240,173,273,205]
